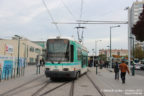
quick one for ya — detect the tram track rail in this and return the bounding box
[69,80,75,96]
[32,79,75,96]
[0,75,45,96]
[86,74,105,96]
[31,80,52,96]
[39,81,70,96]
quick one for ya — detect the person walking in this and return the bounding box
[114,62,119,80]
[36,55,40,74]
[119,60,130,84]
[40,58,45,67]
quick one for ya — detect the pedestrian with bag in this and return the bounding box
[119,60,130,84]
[114,62,119,80]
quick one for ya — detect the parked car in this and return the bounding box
[140,66,144,70]
[135,64,143,70]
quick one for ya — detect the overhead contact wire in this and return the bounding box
[80,0,84,20]
[61,0,76,20]
[42,0,61,36]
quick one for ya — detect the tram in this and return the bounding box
[45,37,88,79]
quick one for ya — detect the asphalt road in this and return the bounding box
[135,70,144,76]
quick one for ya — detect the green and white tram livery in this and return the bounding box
[45,37,88,79]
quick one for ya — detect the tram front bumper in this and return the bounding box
[45,70,77,78]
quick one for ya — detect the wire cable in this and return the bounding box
[61,0,76,20]
[42,0,61,36]
[60,0,77,38]
[80,0,84,20]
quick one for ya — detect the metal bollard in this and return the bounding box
[36,66,39,74]
[23,67,25,76]
[11,68,13,79]
[5,70,6,80]
[7,69,9,80]
[13,68,15,78]
[0,70,1,82]
[96,64,98,75]
[36,66,38,74]
[39,66,40,74]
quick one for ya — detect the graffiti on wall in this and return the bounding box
[0,56,26,79]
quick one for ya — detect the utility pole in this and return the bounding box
[95,40,101,74]
[130,37,135,76]
[125,7,131,71]
[92,49,95,67]
[15,35,21,76]
[109,25,120,68]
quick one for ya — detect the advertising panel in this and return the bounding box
[0,56,26,80]
[5,44,14,53]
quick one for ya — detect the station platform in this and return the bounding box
[0,65,45,94]
[88,67,144,96]
[0,66,144,96]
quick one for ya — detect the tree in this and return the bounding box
[99,54,107,61]
[134,44,144,60]
[132,5,144,41]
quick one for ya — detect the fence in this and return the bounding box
[0,55,26,81]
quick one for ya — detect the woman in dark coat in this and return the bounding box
[114,62,119,80]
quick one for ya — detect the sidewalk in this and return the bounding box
[88,67,144,96]
[0,65,45,94]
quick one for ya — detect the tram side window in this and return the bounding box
[82,56,87,67]
[77,48,81,60]
[71,45,74,62]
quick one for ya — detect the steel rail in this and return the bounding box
[31,80,52,96]
[69,80,75,96]
[86,74,106,96]
[6,80,49,96]
[0,75,45,96]
[39,81,70,96]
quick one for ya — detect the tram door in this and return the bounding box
[70,45,74,62]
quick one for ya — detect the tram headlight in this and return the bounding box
[46,68,50,71]
[63,68,69,71]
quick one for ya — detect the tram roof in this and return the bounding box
[48,36,75,41]
[48,36,88,52]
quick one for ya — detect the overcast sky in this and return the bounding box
[0,0,138,55]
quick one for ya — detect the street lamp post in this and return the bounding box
[15,35,21,76]
[110,25,120,68]
[22,43,27,76]
[130,37,135,76]
[92,49,95,67]
[125,6,131,72]
[106,45,110,62]
[95,40,101,74]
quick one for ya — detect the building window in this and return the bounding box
[77,48,81,60]
[117,52,120,56]
[82,56,87,67]
[29,58,34,63]
[35,48,41,54]
[30,47,34,52]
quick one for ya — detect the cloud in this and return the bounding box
[84,37,128,55]
[0,0,134,52]
[19,7,46,24]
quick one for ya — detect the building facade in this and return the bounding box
[32,41,46,58]
[99,49,128,58]
[130,0,144,26]
[0,37,43,64]
[130,0,144,54]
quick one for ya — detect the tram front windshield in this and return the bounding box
[47,39,69,62]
